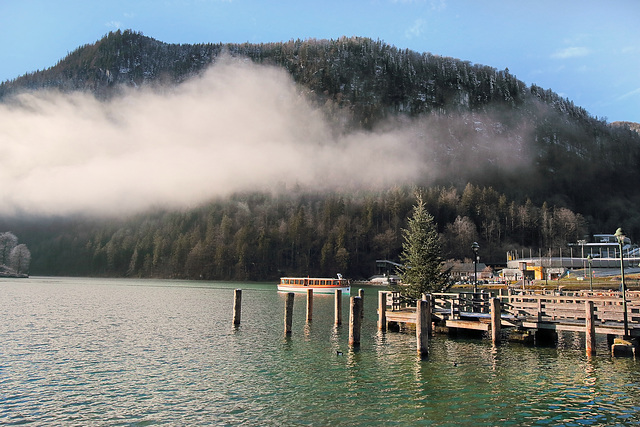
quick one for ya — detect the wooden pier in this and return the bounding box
[380,289,640,355]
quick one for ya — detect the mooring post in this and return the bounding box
[450,296,455,319]
[416,299,430,358]
[359,288,364,320]
[422,293,433,336]
[485,291,491,313]
[585,300,596,356]
[537,298,543,322]
[349,296,363,346]
[335,289,343,326]
[233,289,242,326]
[284,292,294,336]
[490,297,501,345]
[378,291,387,331]
[306,288,313,323]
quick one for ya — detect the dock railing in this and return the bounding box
[386,289,640,330]
[503,290,640,325]
[431,291,493,319]
[385,290,494,319]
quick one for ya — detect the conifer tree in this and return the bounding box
[398,193,450,299]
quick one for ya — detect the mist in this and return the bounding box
[1,58,534,217]
[0,59,438,217]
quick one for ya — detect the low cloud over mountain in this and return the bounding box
[1,59,434,216]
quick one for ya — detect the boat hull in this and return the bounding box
[277,285,350,294]
[278,276,350,294]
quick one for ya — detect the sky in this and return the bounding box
[1,0,639,123]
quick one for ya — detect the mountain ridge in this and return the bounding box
[2,30,639,212]
[1,30,640,279]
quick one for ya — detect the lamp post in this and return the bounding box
[614,228,629,337]
[586,254,593,292]
[471,242,479,295]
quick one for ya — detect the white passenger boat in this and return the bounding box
[277,274,350,294]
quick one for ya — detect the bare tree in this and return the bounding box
[10,244,31,275]
[0,232,18,266]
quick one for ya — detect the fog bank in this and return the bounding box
[1,60,432,216]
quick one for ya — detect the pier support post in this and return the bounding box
[284,292,294,336]
[232,289,242,326]
[335,289,343,326]
[378,291,387,331]
[490,297,501,345]
[585,300,596,356]
[359,289,365,320]
[306,289,313,323]
[349,296,363,347]
[422,293,432,336]
[416,299,430,358]
[537,298,543,322]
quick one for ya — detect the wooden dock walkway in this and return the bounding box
[380,289,640,355]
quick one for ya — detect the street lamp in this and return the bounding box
[471,242,479,295]
[586,254,593,292]
[614,227,629,337]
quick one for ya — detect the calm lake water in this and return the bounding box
[1,277,639,426]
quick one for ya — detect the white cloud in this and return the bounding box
[620,45,640,55]
[430,0,446,11]
[405,18,426,39]
[616,87,640,101]
[105,21,123,29]
[551,46,590,59]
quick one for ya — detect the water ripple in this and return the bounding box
[1,278,639,425]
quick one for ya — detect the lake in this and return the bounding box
[1,277,639,425]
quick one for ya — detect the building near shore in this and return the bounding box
[504,234,640,282]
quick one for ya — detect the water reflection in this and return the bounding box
[1,278,639,426]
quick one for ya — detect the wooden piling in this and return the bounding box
[378,291,387,331]
[232,289,242,326]
[335,289,343,326]
[359,288,365,320]
[284,292,294,336]
[416,299,430,358]
[422,293,432,336]
[306,288,313,322]
[585,300,596,356]
[349,296,363,346]
[537,298,543,321]
[490,297,501,344]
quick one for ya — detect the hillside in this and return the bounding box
[613,121,640,134]
[1,30,639,279]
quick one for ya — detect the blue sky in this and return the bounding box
[1,0,639,123]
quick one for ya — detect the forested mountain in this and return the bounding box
[2,30,639,280]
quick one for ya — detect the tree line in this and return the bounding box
[11,184,588,280]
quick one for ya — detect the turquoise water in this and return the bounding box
[1,277,639,426]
